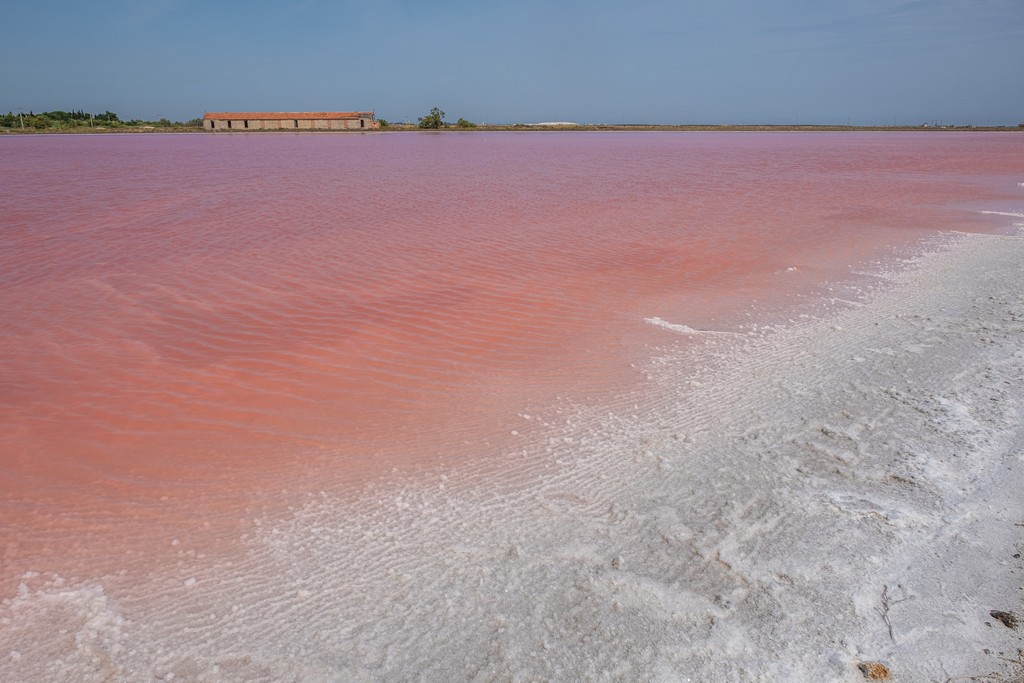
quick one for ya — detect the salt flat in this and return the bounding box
[3,229,1023,681]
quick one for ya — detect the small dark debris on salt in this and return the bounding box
[990,610,1019,629]
[858,661,892,680]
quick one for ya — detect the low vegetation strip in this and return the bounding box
[1,110,202,131]
[3,108,1022,133]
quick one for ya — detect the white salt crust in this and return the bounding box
[3,229,1023,682]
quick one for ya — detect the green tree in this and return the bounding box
[418,107,446,129]
[455,118,477,129]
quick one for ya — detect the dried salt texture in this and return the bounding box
[3,228,1022,682]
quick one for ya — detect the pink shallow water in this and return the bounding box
[2,131,1022,576]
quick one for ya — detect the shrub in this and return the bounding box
[418,107,446,129]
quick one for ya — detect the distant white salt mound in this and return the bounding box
[524,122,579,127]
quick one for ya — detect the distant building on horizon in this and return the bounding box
[203,111,379,131]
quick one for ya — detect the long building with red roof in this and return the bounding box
[203,111,379,131]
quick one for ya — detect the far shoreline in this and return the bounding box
[3,123,1024,135]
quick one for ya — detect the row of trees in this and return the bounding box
[0,110,203,130]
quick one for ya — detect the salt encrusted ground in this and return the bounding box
[3,229,1023,682]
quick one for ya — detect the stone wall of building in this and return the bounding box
[205,113,379,131]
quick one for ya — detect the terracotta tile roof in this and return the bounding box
[203,112,373,121]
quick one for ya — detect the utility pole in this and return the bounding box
[17,107,24,129]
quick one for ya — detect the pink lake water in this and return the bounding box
[2,131,1023,583]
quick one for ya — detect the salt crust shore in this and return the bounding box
[3,229,1023,682]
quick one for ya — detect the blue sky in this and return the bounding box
[2,0,1022,124]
